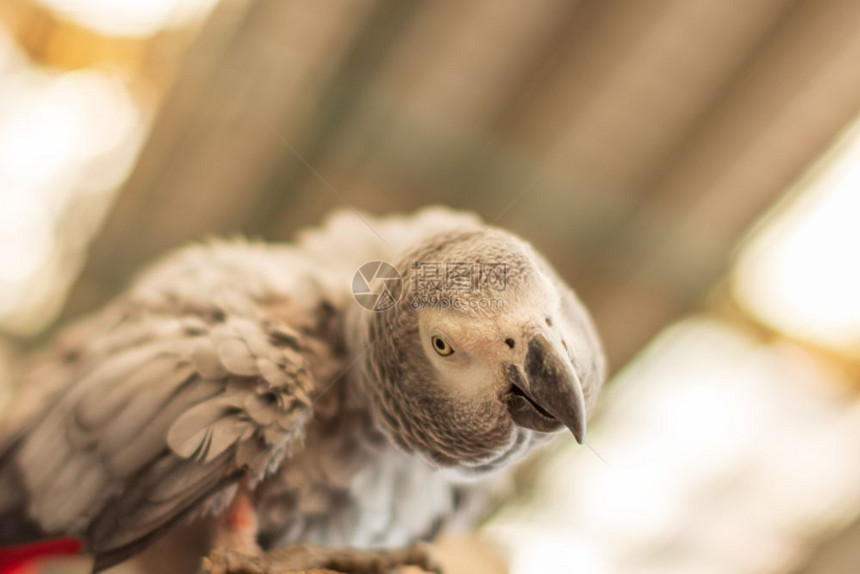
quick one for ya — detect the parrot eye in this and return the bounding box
[431,335,454,356]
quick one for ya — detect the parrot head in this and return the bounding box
[353,228,605,478]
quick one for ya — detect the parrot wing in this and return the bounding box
[1,292,315,571]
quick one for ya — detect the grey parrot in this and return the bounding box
[0,207,605,573]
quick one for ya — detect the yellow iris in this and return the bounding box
[431,335,454,356]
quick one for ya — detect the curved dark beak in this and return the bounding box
[508,333,587,444]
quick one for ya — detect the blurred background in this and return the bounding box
[1,0,859,573]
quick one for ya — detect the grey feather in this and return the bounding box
[1,260,314,564]
[191,339,228,380]
[216,338,260,377]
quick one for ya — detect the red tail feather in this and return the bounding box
[0,538,83,574]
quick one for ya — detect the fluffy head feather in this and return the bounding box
[351,227,605,478]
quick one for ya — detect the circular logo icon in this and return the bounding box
[352,261,403,312]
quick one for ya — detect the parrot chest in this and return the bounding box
[255,408,471,549]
